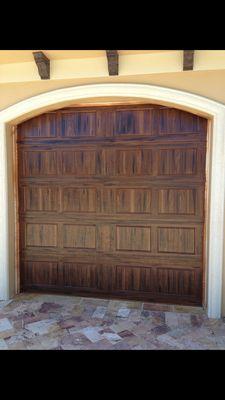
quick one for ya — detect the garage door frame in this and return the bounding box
[0,83,224,319]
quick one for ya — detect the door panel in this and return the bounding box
[18,104,207,305]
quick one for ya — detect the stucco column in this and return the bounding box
[0,122,10,300]
[207,111,225,318]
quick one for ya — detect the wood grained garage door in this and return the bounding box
[17,104,207,305]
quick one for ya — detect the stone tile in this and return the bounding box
[108,300,121,313]
[192,335,221,349]
[110,321,136,333]
[177,313,191,327]
[117,308,130,318]
[143,342,159,350]
[149,311,166,319]
[211,336,225,348]
[9,318,24,331]
[173,305,204,314]
[14,293,40,302]
[202,318,221,330]
[3,302,39,315]
[123,335,145,347]
[149,311,166,326]
[36,294,82,307]
[9,342,27,350]
[165,312,179,328]
[167,327,193,340]
[205,320,225,335]
[79,326,103,343]
[179,340,205,350]
[71,304,85,317]
[1,292,224,350]
[157,333,185,349]
[60,343,83,350]
[83,305,97,315]
[113,341,132,350]
[37,337,59,350]
[0,300,13,310]
[98,327,115,334]
[92,306,107,319]
[138,337,160,350]
[182,326,211,340]
[92,339,115,350]
[141,310,151,318]
[21,312,47,327]
[25,319,59,335]
[82,298,109,308]
[131,322,155,336]
[129,309,142,322]
[25,341,47,350]
[0,318,13,331]
[118,301,143,310]
[99,318,115,328]
[0,339,8,350]
[102,332,122,344]
[60,332,90,348]
[143,303,173,312]
[59,318,81,329]
[79,339,114,350]
[39,302,63,313]
[68,319,91,334]
[0,318,14,338]
[118,330,136,338]
[132,345,144,350]
[5,332,26,346]
[190,314,205,327]
[151,324,170,336]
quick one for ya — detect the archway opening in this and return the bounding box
[0,83,224,318]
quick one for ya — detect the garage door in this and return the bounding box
[17,104,207,305]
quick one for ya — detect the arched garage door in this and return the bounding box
[17,104,207,305]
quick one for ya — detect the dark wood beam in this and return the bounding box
[183,50,194,71]
[33,51,50,79]
[106,50,119,75]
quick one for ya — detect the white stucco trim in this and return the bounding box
[0,83,224,318]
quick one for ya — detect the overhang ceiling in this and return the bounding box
[0,50,172,64]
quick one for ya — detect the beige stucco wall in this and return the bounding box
[1,69,225,111]
[0,50,225,316]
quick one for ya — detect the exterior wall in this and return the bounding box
[0,48,225,316]
[1,70,225,111]
[0,84,224,319]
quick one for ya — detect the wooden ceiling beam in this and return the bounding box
[106,50,119,75]
[183,50,195,71]
[33,51,50,79]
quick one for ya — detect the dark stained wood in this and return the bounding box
[17,104,207,306]
[33,51,50,79]
[106,50,119,75]
[183,50,195,71]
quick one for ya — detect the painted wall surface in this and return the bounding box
[1,50,225,109]
[1,70,225,110]
[0,50,225,316]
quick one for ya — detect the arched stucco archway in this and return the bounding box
[0,83,224,318]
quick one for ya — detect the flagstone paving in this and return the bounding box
[0,293,225,350]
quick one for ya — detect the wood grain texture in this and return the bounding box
[116,226,151,252]
[106,50,119,76]
[63,224,96,249]
[33,51,50,80]
[183,50,195,71]
[158,189,196,215]
[25,223,57,247]
[17,104,207,305]
[158,227,195,254]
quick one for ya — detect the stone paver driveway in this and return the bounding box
[0,293,225,350]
